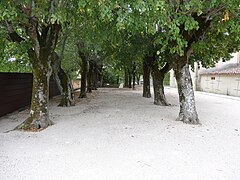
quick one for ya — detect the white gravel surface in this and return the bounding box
[0,87,240,180]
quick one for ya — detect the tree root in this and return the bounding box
[79,92,87,98]
[58,97,75,107]
[143,93,151,98]
[14,116,54,131]
[154,100,171,106]
[176,113,200,125]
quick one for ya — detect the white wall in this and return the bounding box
[170,69,177,88]
[199,75,240,97]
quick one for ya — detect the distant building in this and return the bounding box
[170,52,240,97]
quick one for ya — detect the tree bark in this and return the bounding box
[51,52,75,107]
[124,68,129,88]
[128,70,132,88]
[92,61,98,90]
[142,56,151,98]
[150,56,170,106]
[169,14,211,124]
[98,65,103,87]
[87,60,93,93]
[15,50,54,130]
[136,75,140,85]
[76,40,88,98]
[14,22,60,130]
[80,58,88,98]
[132,62,136,90]
[116,75,120,85]
[173,56,199,124]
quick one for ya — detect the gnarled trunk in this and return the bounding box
[14,22,61,130]
[136,75,140,85]
[143,56,151,98]
[51,52,75,107]
[128,70,132,88]
[79,58,88,98]
[174,60,199,124]
[16,51,53,130]
[132,62,136,90]
[170,14,211,124]
[77,41,88,98]
[92,62,98,90]
[150,57,170,106]
[87,60,93,93]
[124,68,129,88]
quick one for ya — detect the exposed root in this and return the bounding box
[154,100,171,106]
[58,97,75,107]
[143,93,151,98]
[176,113,200,125]
[79,92,87,98]
[14,116,54,132]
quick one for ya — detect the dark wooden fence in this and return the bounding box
[0,72,60,117]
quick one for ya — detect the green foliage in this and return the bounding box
[1,0,239,77]
[0,41,31,72]
[102,66,121,85]
[163,72,170,86]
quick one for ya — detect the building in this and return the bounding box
[170,52,240,97]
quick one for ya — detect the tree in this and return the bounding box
[0,1,73,129]
[164,1,239,124]
[77,39,89,98]
[52,28,76,107]
[51,52,75,107]
[91,0,240,124]
[142,56,152,98]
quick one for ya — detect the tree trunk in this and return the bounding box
[92,62,98,90]
[124,68,129,88]
[128,69,132,88]
[98,66,103,87]
[132,62,136,90]
[150,57,170,106]
[57,69,75,106]
[77,41,88,98]
[136,75,140,85]
[87,60,93,93]
[51,52,75,107]
[79,58,88,98]
[173,60,199,124]
[142,56,151,98]
[14,22,61,130]
[16,52,53,130]
[116,75,120,85]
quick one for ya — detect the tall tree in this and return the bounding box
[0,1,74,129]
[51,51,75,107]
[93,0,240,124]
[76,39,89,98]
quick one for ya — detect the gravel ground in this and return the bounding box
[0,87,240,180]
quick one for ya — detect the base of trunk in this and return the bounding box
[14,116,54,131]
[58,96,75,107]
[176,113,199,125]
[78,94,87,98]
[154,99,170,106]
[143,92,151,98]
[79,92,87,98]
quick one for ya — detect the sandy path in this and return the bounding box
[0,87,240,180]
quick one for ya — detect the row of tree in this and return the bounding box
[0,0,239,130]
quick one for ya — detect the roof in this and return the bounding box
[199,63,240,75]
